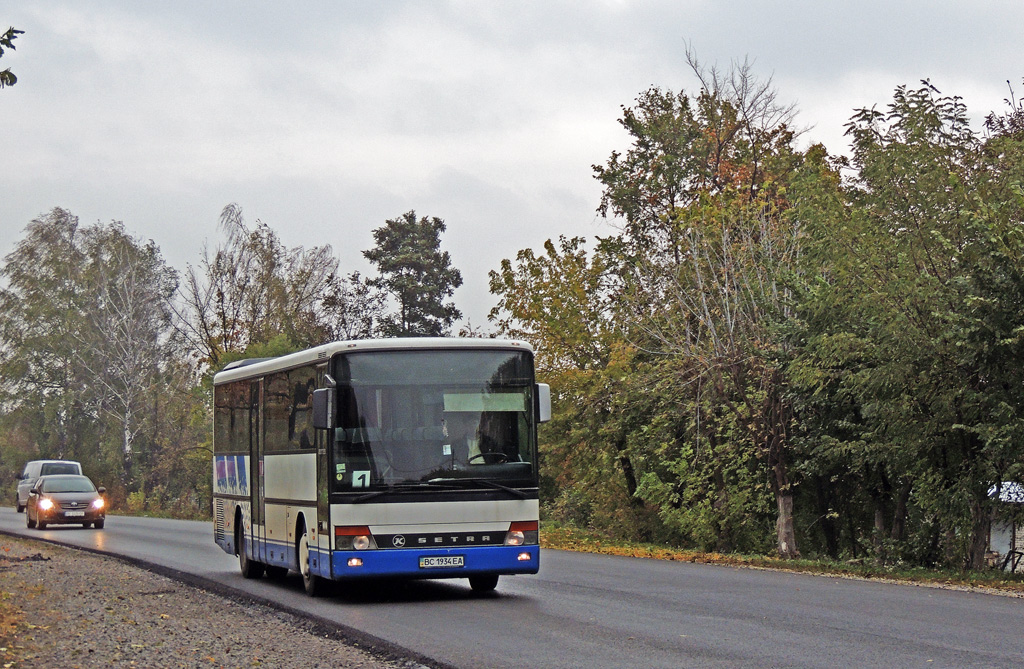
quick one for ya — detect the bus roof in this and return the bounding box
[212,338,534,385]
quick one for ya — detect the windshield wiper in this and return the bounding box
[427,477,529,499]
[350,481,459,503]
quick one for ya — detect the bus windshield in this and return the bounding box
[331,349,537,493]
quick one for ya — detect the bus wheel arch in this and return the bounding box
[237,508,264,579]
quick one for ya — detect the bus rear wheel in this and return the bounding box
[469,575,499,592]
[298,528,323,597]
[237,523,264,579]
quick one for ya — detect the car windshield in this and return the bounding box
[330,349,538,493]
[39,463,79,476]
[40,477,95,493]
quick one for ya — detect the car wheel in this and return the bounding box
[26,512,35,529]
[469,575,499,592]
[298,527,323,597]
[237,524,264,579]
[94,519,104,529]
[16,503,24,514]
[37,521,47,530]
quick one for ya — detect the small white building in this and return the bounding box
[989,482,1024,572]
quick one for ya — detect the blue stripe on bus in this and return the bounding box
[327,545,539,579]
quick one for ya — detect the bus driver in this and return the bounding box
[442,411,482,465]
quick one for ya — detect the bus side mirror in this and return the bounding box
[536,383,551,423]
[312,387,335,429]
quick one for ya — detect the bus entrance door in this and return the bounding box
[251,379,267,562]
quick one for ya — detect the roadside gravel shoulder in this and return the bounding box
[0,535,416,668]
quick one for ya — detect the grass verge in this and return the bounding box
[540,523,1024,595]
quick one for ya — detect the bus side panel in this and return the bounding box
[263,502,289,564]
[263,453,317,570]
[263,453,316,506]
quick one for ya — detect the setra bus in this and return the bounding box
[212,338,550,595]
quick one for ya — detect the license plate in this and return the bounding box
[419,555,464,569]
[64,511,85,517]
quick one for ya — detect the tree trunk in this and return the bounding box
[613,435,641,506]
[813,475,839,559]
[122,406,134,486]
[890,481,912,542]
[873,507,888,565]
[968,497,990,571]
[764,369,798,560]
[773,459,799,559]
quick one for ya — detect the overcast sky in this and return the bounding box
[3,2,1023,328]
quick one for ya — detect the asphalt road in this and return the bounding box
[1,508,1023,668]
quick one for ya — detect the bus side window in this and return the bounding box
[288,367,316,450]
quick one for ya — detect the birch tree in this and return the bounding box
[77,222,177,483]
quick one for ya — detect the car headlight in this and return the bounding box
[38,498,54,511]
[91,498,105,510]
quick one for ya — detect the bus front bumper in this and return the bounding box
[328,545,540,580]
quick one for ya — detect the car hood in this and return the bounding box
[46,492,100,503]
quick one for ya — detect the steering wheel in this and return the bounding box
[468,452,509,464]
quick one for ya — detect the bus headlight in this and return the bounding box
[335,526,377,550]
[505,521,539,546]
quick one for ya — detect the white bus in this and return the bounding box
[212,338,550,595]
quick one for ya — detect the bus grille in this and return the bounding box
[213,499,226,542]
[375,531,504,549]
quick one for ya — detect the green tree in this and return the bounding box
[321,271,386,340]
[0,208,194,503]
[791,81,1024,569]
[175,203,338,371]
[593,56,806,558]
[364,211,463,337]
[489,236,655,538]
[0,209,91,467]
[0,27,24,89]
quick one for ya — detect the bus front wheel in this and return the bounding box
[298,527,324,597]
[469,574,499,592]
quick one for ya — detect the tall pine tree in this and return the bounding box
[364,211,463,337]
